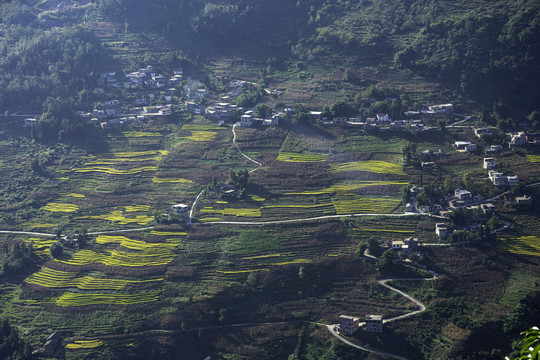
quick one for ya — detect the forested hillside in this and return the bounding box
[96,0,540,117]
[2,0,539,119]
[0,2,103,112]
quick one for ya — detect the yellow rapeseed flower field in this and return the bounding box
[114,150,169,157]
[276,152,328,162]
[76,210,153,225]
[95,235,177,251]
[285,181,408,195]
[332,198,401,214]
[182,124,226,130]
[499,236,540,256]
[182,131,218,141]
[25,267,163,290]
[41,203,79,212]
[152,177,194,184]
[217,269,269,274]
[200,207,262,217]
[72,166,157,175]
[119,131,162,137]
[65,340,104,349]
[63,193,85,198]
[330,160,405,175]
[56,249,175,267]
[150,231,188,236]
[55,290,161,306]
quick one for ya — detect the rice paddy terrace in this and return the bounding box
[1,116,539,358]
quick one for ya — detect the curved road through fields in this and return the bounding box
[325,276,434,360]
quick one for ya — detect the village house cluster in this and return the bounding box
[185,81,284,127]
[71,65,182,129]
[318,112,427,134]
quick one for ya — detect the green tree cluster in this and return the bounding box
[0,319,32,360]
[0,241,35,281]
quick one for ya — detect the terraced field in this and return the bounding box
[498,236,540,256]
[56,248,175,267]
[23,237,55,259]
[285,180,408,195]
[181,130,218,142]
[26,267,163,290]
[41,203,80,212]
[75,208,154,226]
[200,206,262,217]
[332,197,401,214]
[55,291,161,306]
[276,152,329,162]
[330,160,405,175]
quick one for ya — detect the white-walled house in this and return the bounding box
[483,157,496,169]
[365,315,383,333]
[339,315,359,335]
[240,114,254,127]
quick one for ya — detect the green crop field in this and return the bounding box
[332,197,401,214]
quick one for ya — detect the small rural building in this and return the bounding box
[308,111,322,121]
[488,170,507,186]
[435,223,449,239]
[339,315,359,335]
[508,132,527,147]
[515,195,532,206]
[507,175,519,187]
[455,189,472,202]
[474,127,493,138]
[240,114,254,127]
[24,117,38,127]
[486,145,503,153]
[365,315,383,333]
[405,203,415,212]
[464,143,477,152]
[421,161,437,169]
[428,104,454,113]
[391,237,419,254]
[455,141,471,150]
[481,203,495,214]
[170,204,189,215]
[483,157,496,169]
[41,332,60,356]
[376,113,391,123]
